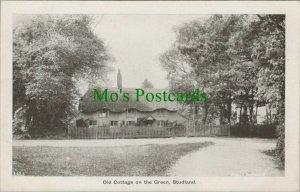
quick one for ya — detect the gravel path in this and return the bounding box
[168,138,283,176]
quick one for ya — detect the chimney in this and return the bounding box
[117,69,122,89]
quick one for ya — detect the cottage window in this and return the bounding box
[110,121,118,127]
[127,121,135,126]
[158,120,167,127]
[121,121,125,127]
[89,120,97,125]
[158,120,162,127]
[76,119,87,127]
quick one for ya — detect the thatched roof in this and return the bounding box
[80,87,180,113]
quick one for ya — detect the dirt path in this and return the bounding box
[168,138,283,176]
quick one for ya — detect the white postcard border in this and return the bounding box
[1,1,299,191]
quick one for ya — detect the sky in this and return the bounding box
[93,15,206,89]
[13,14,208,94]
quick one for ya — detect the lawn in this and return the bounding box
[13,141,213,176]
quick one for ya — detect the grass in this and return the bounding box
[13,141,213,176]
[261,149,284,170]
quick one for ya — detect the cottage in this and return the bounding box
[76,70,187,128]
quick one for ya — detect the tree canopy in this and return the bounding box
[160,14,285,164]
[161,14,284,125]
[13,15,112,134]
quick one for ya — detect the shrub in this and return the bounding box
[29,127,67,139]
[13,109,31,139]
[275,123,285,167]
[230,123,276,138]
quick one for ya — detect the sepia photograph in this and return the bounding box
[12,13,286,177]
[1,1,299,192]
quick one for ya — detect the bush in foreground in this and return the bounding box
[276,124,285,168]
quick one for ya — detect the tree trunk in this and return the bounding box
[269,108,272,125]
[266,105,269,125]
[201,104,209,125]
[239,105,242,123]
[242,105,248,124]
[255,105,258,124]
[226,99,232,125]
[249,105,253,124]
[219,105,225,125]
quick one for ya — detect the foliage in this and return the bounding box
[275,123,285,167]
[13,107,31,139]
[160,14,285,165]
[249,15,285,166]
[13,15,111,134]
[230,124,276,138]
[141,78,154,88]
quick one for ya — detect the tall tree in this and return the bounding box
[161,15,246,124]
[160,14,285,165]
[250,15,285,165]
[13,15,111,135]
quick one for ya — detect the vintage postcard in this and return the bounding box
[1,1,299,191]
